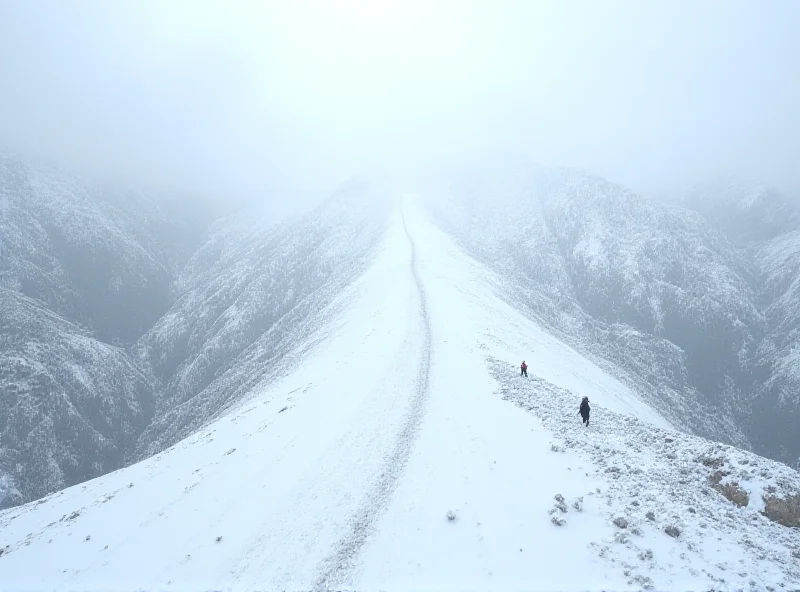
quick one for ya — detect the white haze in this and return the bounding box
[1,0,799,213]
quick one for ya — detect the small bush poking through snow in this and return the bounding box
[698,455,726,469]
[572,497,584,511]
[613,517,629,529]
[708,471,750,507]
[762,493,800,527]
[446,510,456,522]
[664,525,681,538]
[716,481,750,507]
[646,511,656,521]
[551,516,566,526]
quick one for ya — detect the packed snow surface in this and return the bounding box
[2,198,799,591]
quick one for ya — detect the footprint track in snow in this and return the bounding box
[312,203,433,589]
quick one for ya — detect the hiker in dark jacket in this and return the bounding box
[578,396,590,426]
[520,361,528,377]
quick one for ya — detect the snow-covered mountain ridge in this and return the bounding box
[1,156,393,509]
[131,179,392,459]
[1,198,798,591]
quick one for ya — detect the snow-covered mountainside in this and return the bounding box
[1,156,392,509]
[0,288,154,508]
[0,154,217,509]
[2,199,798,591]
[132,180,392,458]
[683,179,800,246]
[682,178,800,466]
[426,164,800,468]
[744,225,800,467]
[0,154,210,343]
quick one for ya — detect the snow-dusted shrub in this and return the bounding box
[613,517,629,529]
[762,493,800,527]
[698,455,726,469]
[638,549,654,561]
[708,471,750,507]
[664,525,681,538]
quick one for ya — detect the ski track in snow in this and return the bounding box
[312,203,433,588]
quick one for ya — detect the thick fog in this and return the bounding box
[1,0,798,211]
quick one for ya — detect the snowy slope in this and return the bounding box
[0,153,210,343]
[683,178,800,246]
[426,165,758,451]
[0,289,154,508]
[0,154,216,508]
[3,198,798,591]
[750,229,800,462]
[132,179,393,459]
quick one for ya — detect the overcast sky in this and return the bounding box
[1,0,798,212]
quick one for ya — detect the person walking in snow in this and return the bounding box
[578,396,590,426]
[520,360,528,377]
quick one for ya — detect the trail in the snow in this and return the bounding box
[313,203,433,589]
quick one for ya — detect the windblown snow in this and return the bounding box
[1,198,799,591]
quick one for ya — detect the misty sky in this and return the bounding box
[1,0,798,212]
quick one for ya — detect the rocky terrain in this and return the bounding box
[490,357,800,590]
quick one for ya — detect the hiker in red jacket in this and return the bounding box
[520,361,528,377]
